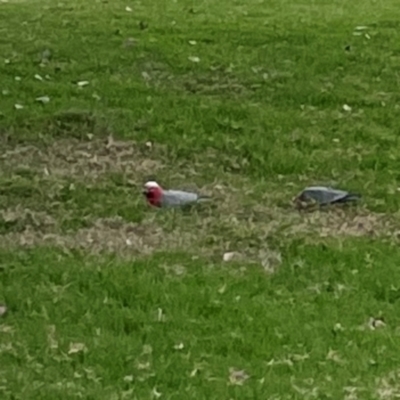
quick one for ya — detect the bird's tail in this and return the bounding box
[197,195,212,203]
[341,193,361,203]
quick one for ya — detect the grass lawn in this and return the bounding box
[1,0,400,398]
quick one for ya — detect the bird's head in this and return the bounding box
[142,181,163,207]
[292,192,318,211]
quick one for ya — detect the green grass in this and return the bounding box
[1,0,400,398]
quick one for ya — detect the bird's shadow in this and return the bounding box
[178,202,216,216]
[293,201,362,214]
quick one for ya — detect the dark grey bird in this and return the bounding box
[294,186,361,208]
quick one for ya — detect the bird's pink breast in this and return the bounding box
[146,188,163,207]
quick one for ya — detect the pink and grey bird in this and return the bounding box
[142,181,211,208]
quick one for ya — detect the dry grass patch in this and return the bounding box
[376,369,400,399]
[0,216,191,256]
[0,199,399,264]
[0,206,56,234]
[0,135,164,183]
[1,137,400,263]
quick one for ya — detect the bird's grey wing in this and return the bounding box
[302,187,349,204]
[162,190,198,206]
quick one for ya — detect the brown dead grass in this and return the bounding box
[376,369,400,399]
[0,216,191,257]
[0,135,164,183]
[1,137,400,262]
[0,202,398,264]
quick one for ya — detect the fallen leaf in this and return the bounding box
[218,284,227,294]
[68,342,87,354]
[188,40,197,45]
[36,96,50,104]
[14,76,21,81]
[333,322,344,332]
[0,325,13,333]
[142,71,151,81]
[47,325,58,349]
[157,308,165,322]
[188,56,200,63]
[0,305,7,317]
[173,342,184,350]
[34,74,43,81]
[368,317,386,330]
[343,104,352,112]
[223,251,240,262]
[125,6,132,12]
[77,81,89,87]
[136,361,150,370]
[326,349,343,363]
[14,104,24,110]
[229,368,249,385]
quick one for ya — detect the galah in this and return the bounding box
[142,181,211,208]
[294,186,361,207]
